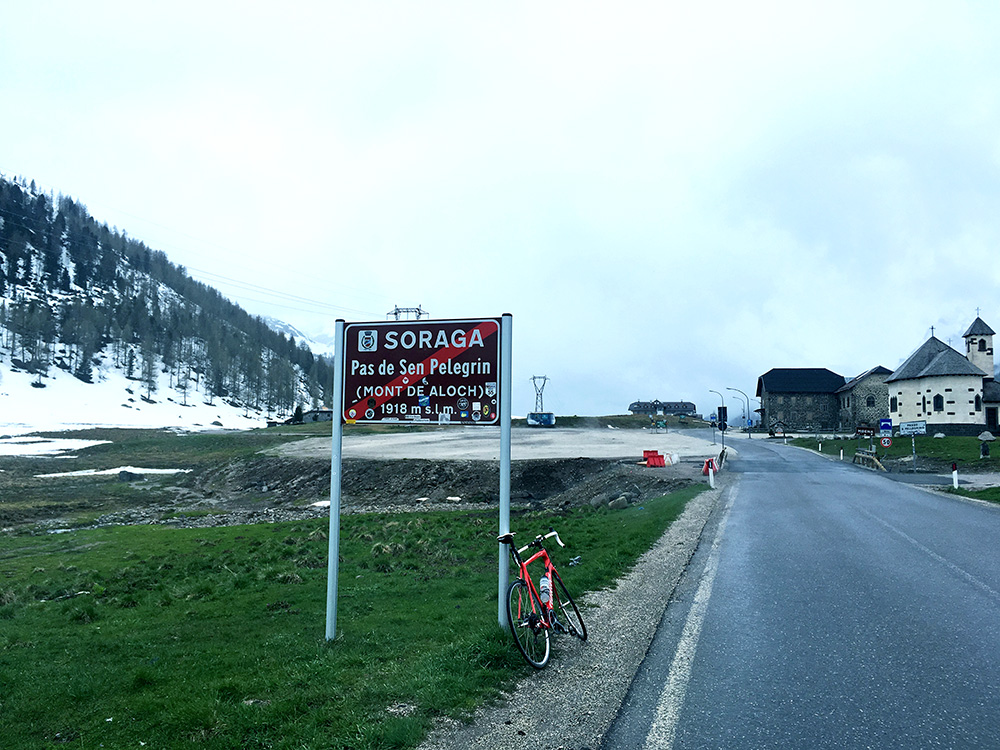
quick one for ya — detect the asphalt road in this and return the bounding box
[605,436,1000,749]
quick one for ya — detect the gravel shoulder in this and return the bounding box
[417,481,724,750]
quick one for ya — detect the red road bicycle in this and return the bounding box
[497,529,587,668]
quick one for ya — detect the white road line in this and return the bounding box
[860,507,1000,604]
[643,485,736,750]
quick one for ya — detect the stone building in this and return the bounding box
[627,400,697,416]
[885,317,998,436]
[836,366,893,432]
[755,368,845,431]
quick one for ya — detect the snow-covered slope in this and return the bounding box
[0,355,264,437]
[262,316,336,360]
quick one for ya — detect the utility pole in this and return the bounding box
[386,305,428,321]
[709,389,726,450]
[531,375,549,412]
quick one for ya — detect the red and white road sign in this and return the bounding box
[342,318,502,425]
[880,437,892,448]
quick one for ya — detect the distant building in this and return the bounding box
[628,400,697,416]
[300,409,334,423]
[836,366,893,432]
[755,368,845,431]
[886,317,999,435]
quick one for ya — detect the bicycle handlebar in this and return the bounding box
[509,528,565,555]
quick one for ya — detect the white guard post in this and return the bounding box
[498,313,513,629]
[326,320,346,640]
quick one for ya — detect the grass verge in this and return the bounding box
[946,486,1000,505]
[790,434,1000,468]
[0,484,703,749]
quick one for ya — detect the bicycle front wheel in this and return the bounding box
[552,569,587,641]
[506,578,550,669]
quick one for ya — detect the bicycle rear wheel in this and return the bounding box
[552,569,587,641]
[506,578,550,669]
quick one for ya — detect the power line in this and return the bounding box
[184,266,378,317]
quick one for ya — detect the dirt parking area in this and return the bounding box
[270,425,730,462]
[221,426,731,515]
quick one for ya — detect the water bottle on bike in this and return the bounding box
[539,574,551,604]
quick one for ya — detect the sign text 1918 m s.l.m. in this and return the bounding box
[342,318,502,425]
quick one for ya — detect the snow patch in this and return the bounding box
[0,436,112,456]
[0,352,265,437]
[34,466,191,479]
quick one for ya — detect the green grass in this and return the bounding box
[948,486,1000,505]
[0,428,317,527]
[0,484,703,749]
[790,434,1000,469]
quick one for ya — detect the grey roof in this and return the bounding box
[886,337,988,383]
[963,317,995,337]
[984,380,1000,403]
[836,365,893,394]
[756,368,845,396]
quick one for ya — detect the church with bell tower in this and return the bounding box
[885,315,1000,435]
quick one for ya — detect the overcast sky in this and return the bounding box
[3,2,1000,419]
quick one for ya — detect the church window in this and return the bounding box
[866,396,876,408]
[976,395,982,411]
[890,397,898,411]
[980,339,988,352]
[933,395,944,412]
[922,396,927,413]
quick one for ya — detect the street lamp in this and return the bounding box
[727,387,752,439]
[709,389,725,450]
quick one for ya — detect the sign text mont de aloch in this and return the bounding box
[342,318,502,425]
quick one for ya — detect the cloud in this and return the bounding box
[4,2,1000,416]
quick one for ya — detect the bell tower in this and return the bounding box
[963,316,995,379]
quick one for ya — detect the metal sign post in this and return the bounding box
[326,315,511,640]
[498,314,512,628]
[326,320,346,640]
[900,421,926,474]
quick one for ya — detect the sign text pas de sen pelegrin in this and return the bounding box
[342,318,502,425]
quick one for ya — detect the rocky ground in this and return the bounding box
[16,427,724,532]
[45,456,707,531]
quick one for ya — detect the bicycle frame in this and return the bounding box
[517,548,556,627]
[503,531,563,631]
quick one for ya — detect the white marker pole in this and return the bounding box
[498,314,513,628]
[325,320,346,641]
[708,465,715,489]
[953,466,959,489]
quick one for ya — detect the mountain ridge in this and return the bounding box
[0,174,333,433]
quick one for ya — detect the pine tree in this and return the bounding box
[140,335,158,401]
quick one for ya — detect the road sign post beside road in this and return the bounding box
[899,421,927,473]
[326,315,512,639]
[899,420,927,436]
